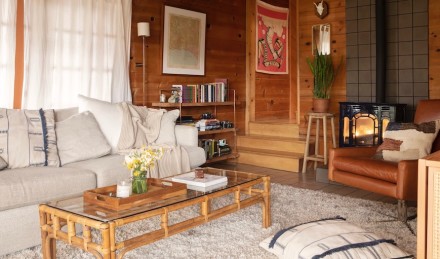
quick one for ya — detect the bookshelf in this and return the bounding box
[152,90,238,164]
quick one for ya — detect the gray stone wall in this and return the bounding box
[345,0,428,120]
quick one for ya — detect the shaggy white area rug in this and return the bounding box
[2,184,416,258]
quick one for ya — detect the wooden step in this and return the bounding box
[237,147,303,173]
[237,135,306,153]
[249,121,299,138]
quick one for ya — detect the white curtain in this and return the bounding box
[22,0,132,109]
[0,0,17,108]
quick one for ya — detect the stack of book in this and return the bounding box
[196,119,221,131]
[199,139,232,159]
[171,172,228,192]
[171,82,228,103]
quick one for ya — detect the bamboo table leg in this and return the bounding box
[262,176,271,228]
[40,209,56,259]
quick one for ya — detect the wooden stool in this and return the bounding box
[302,112,336,173]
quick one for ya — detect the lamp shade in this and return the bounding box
[137,22,150,37]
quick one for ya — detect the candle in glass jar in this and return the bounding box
[117,179,131,198]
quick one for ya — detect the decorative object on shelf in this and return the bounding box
[162,6,206,75]
[116,179,131,198]
[160,93,166,103]
[218,139,227,146]
[220,120,233,128]
[313,0,329,19]
[137,22,150,106]
[256,0,289,74]
[124,146,165,194]
[312,24,330,55]
[307,49,342,113]
[168,90,180,103]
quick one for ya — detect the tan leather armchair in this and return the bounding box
[329,99,440,221]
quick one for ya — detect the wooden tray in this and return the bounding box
[83,178,187,211]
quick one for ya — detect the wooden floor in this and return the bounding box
[210,162,399,205]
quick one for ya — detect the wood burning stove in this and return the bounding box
[339,102,406,147]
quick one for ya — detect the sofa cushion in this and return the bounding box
[375,120,440,162]
[0,157,6,171]
[182,145,206,168]
[54,107,78,122]
[78,95,122,153]
[64,155,128,187]
[332,156,398,183]
[0,108,60,169]
[155,109,180,145]
[56,111,111,165]
[0,167,96,211]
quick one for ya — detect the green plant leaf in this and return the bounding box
[307,50,342,99]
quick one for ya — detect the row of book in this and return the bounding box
[199,139,232,159]
[172,82,228,103]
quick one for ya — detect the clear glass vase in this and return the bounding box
[132,174,147,194]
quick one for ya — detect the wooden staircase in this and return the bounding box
[237,121,307,172]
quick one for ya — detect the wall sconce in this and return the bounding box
[137,22,150,106]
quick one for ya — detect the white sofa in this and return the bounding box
[0,105,206,256]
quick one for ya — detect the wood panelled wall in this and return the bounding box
[130,0,247,131]
[297,0,346,136]
[429,0,440,98]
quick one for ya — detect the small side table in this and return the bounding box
[302,112,336,173]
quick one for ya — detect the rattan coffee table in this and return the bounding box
[39,167,271,258]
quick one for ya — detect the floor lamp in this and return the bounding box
[137,22,150,106]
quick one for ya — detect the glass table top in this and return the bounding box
[46,167,265,222]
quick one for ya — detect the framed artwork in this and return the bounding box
[256,0,289,74]
[162,6,206,75]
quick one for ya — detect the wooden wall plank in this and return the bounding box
[297,0,346,141]
[254,0,291,121]
[131,0,247,132]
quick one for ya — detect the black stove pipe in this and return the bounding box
[376,0,386,103]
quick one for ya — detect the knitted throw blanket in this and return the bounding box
[117,103,190,178]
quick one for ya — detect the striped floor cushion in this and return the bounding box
[260,217,412,259]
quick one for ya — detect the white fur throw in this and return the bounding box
[0,108,60,169]
[375,120,440,162]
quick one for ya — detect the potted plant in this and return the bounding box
[307,50,340,113]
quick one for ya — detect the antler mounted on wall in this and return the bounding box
[314,0,329,19]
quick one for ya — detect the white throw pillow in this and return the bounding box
[78,95,122,153]
[155,109,180,145]
[0,156,6,170]
[56,111,111,165]
[260,217,411,259]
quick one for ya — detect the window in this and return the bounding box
[22,0,132,109]
[0,0,17,108]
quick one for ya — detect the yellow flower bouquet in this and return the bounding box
[124,146,165,194]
